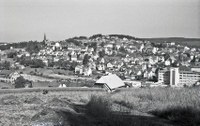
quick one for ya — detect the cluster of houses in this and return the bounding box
[1,34,200,89]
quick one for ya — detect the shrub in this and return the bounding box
[150,106,200,126]
[86,95,164,126]
[14,76,27,88]
[86,95,111,118]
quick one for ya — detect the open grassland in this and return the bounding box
[0,89,105,125]
[88,87,200,126]
[0,87,200,126]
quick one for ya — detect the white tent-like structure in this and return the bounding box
[94,74,125,91]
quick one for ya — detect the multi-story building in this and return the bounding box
[170,67,179,86]
[158,68,170,85]
[158,67,200,87]
[179,71,200,86]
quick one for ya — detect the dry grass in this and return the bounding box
[86,87,200,126]
[112,87,200,112]
[86,95,173,126]
[1,87,200,126]
[0,90,104,126]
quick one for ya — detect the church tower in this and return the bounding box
[43,33,49,45]
[43,33,47,42]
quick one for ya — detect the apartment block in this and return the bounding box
[158,67,200,87]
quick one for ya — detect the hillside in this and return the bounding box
[142,37,200,47]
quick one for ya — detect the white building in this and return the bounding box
[170,67,179,86]
[158,67,200,87]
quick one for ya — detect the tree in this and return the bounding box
[14,76,28,88]
[89,42,97,52]
[89,34,103,39]
[19,58,45,68]
[0,61,11,70]
[164,53,170,60]
[99,50,105,58]
[4,61,11,70]
[112,43,117,50]
[119,46,126,53]
[83,54,90,65]
[65,39,82,46]
[100,42,105,48]
[26,41,45,54]
[191,56,196,63]
[7,51,17,58]
[31,59,45,68]
[54,60,71,69]
[70,61,78,71]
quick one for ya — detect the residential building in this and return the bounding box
[158,68,170,85]
[170,67,179,86]
[158,67,200,87]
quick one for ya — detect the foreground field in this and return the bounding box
[0,89,105,125]
[0,87,199,126]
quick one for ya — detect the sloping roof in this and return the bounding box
[95,74,125,90]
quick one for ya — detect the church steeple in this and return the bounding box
[44,33,47,42]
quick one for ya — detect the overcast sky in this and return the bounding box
[0,0,200,42]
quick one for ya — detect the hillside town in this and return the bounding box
[0,34,200,90]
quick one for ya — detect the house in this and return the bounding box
[71,54,77,61]
[99,57,105,64]
[105,43,113,48]
[69,51,77,61]
[136,70,142,76]
[88,62,96,70]
[94,74,125,91]
[53,42,62,50]
[96,64,105,71]
[107,62,113,68]
[123,80,141,88]
[165,59,171,66]
[58,84,67,88]
[0,70,13,83]
[143,69,156,80]
[83,67,92,76]
[53,57,60,62]
[9,72,21,84]
[142,64,147,71]
[75,65,83,75]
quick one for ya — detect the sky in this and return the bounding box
[0,0,200,42]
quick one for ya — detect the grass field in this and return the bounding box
[88,87,200,126]
[0,87,199,126]
[0,89,105,125]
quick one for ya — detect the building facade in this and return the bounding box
[158,67,200,87]
[170,67,179,86]
[158,68,170,85]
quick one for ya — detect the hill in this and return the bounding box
[142,37,200,47]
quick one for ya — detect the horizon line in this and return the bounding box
[1,34,200,43]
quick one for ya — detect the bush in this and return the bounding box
[0,61,11,70]
[86,95,111,118]
[150,106,200,126]
[20,58,45,68]
[14,76,32,88]
[86,95,163,126]
[7,51,17,58]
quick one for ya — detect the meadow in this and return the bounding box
[88,87,200,126]
[0,87,199,126]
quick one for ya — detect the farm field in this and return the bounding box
[0,87,200,126]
